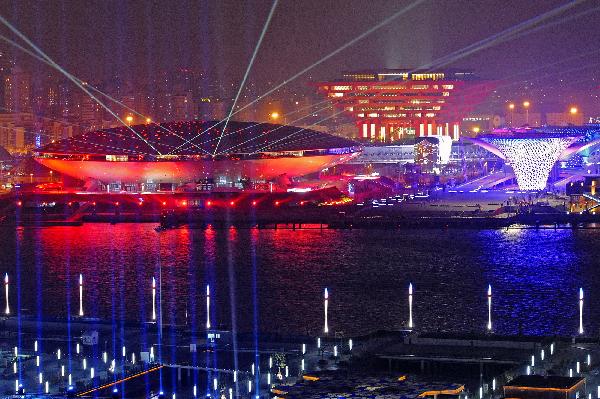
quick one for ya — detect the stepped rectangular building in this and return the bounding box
[316,69,495,142]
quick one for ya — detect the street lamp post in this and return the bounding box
[508,103,515,126]
[569,107,578,124]
[523,101,530,125]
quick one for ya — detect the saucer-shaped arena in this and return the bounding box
[35,120,362,183]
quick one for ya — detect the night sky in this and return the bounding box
[0,0,599,108]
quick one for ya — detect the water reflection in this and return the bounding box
[0,224,597,337]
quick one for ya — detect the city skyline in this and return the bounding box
[2,2,600,399]
[0,1,597,123]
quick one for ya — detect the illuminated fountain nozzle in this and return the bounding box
[206,284,211,330]
[579,288,584,335]
[487,284,492,331]
[324,288,329,334]
[408,283,413,329]
[4,273,9,315]
[151,277,156,321]
[78,274,84,317]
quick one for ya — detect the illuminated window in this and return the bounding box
[372,85,407,90]
[106,155,128,162]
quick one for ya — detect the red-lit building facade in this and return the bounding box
[317,70,495,142]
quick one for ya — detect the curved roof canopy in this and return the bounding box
[37,120,359,158]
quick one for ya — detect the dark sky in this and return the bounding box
[0,0,599,98]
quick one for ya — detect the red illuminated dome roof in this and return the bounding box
[34,120,362,183]
[38,120,359,158]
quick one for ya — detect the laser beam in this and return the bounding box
[0,16,163,155]
[213,0,279,156]
[167,0,426,155]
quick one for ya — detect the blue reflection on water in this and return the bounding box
[3,224,600,340]
[478,228,588,336]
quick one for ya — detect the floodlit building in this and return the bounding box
[316,69,495,142]
[34,120,361,188]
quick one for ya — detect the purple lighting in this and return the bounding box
[472,128,584,191]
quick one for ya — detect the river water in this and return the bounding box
[1,224,598,337]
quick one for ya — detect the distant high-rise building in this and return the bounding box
[0,112,34,153]
[58,81,77,119]
[4,66,32,113]
[0,51,13,110]
[80,96,103,129]
[31,73,59,116]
